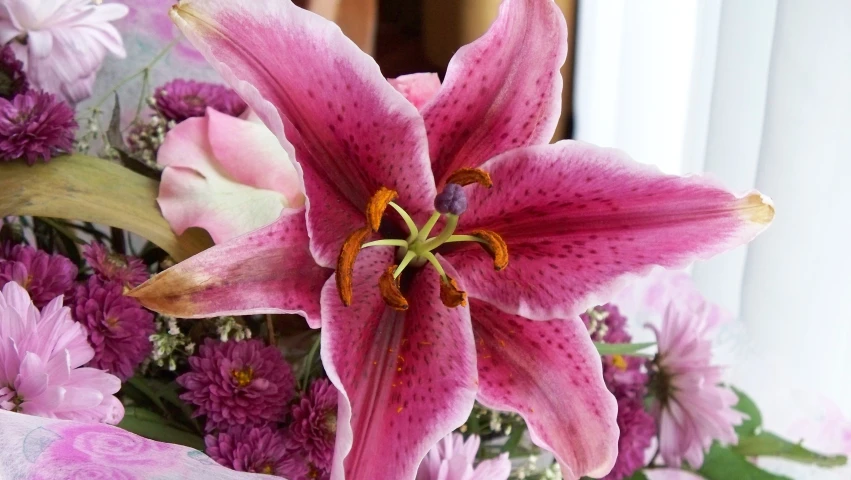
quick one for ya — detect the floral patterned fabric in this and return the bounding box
[0,410,277,479]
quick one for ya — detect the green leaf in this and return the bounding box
[594,342,655,356]
[0,154,212,261]
[698,444,792,480]
[623,471,650,480]
[118,406,205,451]
[733,387,763,436]
[733,432,848,468]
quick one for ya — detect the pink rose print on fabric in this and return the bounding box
[0,410,279,480]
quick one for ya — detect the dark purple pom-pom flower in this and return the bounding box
[205,425,289,476]
[0,242,77,308]
[434,183,468,215]
[288,379,338,471]
[0,90,76,164]
[154,79,247,123]
[70,277,155,380]
[0,45,28,99]
[83,242,149,288]
[178,338,295,431]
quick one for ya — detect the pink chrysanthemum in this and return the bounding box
[205,424,289,476]
[649,303,744,468]
[0,89,76,164]
[154,79,246,123]
[0,281,123,423]
[178,338,295,431]
[70,277,154,381]
[83,242,149,288]
[288,378,338,470]
[0,242,77,309]
[416,433,511,480]
[0,44,27,99]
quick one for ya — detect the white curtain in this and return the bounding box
[575,0,851,476]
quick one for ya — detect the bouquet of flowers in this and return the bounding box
[0,1,846,479]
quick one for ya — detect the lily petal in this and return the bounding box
[423,0,567,185]
[131,209,332,328]
[171,0,436,267]
[449,141,774,320]
[157,109,302,243]
[321,249,477,480]
[470,300,618,480]
[206,108,304,207]
[388,73,442,111]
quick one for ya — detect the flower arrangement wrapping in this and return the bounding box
[0,1,846,480]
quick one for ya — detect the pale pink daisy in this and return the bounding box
[648,303,744,468]
[0,0,129,104]
[0,281,123,424]
[416,433,511,480]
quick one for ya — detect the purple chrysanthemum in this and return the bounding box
[0,90,76,164]
[288,379,338,470]
[83,242,149,288]
[603,394,656,480]
[153,79,246,123]
[178,338,295,431]
[584,304,657,480]
[205,425,289,476]
[582,303,632,344]
[0,45,28,99]
[0,242,77,308]
[70,277,155,380]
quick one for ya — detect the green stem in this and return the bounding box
[421,251,447,279]
[91,38,178,110]
[300,335,321,391]
[393,250,417,278]
[416,212,441,243]
[388,202,419,242]
[362,239,409,249]
[422,214,458,251]
[444,234,487,244]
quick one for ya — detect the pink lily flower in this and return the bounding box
[132,0,774,479]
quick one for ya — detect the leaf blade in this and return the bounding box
[0,154,211,261]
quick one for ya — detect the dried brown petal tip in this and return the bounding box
[472,229,509,271]
[379,265,409,311]
[366,186,399,232]
[336,227,372,306]
[439,275,467,308]
[446,168,493,188]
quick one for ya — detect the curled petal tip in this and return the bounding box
[739,192,775,225]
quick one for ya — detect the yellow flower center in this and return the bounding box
[231,366,254,387]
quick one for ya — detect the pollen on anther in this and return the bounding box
[396,406,404,414]
[366,187,398,231]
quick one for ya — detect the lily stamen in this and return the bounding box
[337,181,506,309]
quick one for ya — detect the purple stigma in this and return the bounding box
[434,183,468,215]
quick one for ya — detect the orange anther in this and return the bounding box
[336,227,372,306]
[379,265,409,311]
[471,229,509,271]
[446,168,493,188]
[366,186,399,232]
[439,275,467,308]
